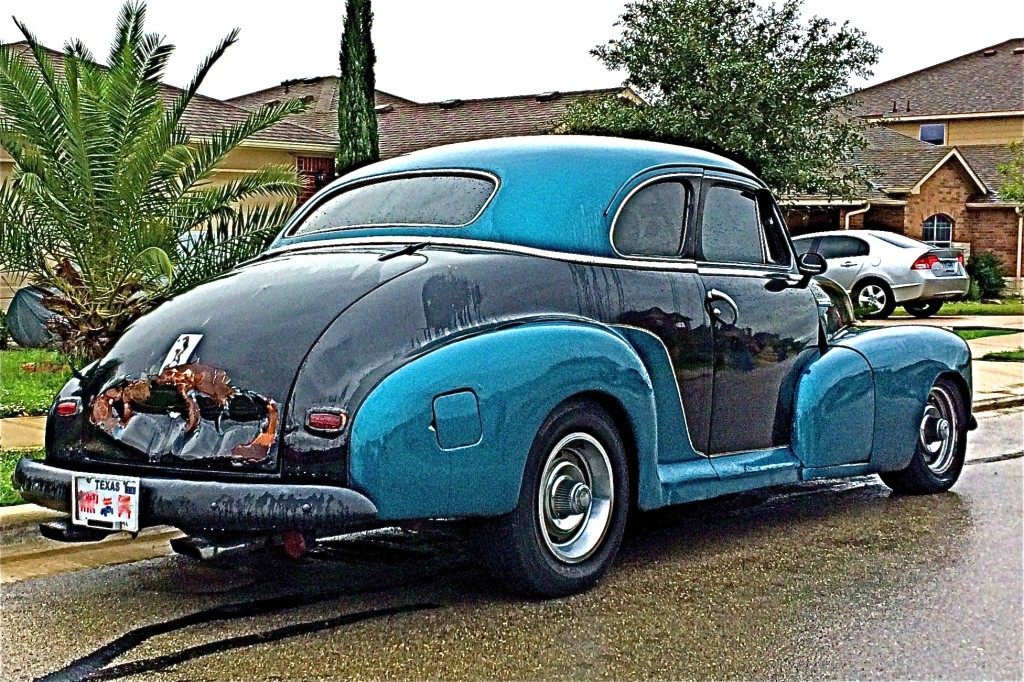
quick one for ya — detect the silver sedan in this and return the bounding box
[792,230,970,318]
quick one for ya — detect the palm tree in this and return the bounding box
[0,2,308,362]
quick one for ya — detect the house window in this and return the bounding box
[922,214,953,246]
[919,123,946,145]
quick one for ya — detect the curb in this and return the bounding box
[0,504,66,544]
[974,395,1024,413]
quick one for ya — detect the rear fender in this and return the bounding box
[348,322,657,520]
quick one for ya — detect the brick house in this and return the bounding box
[783,38,1024,288]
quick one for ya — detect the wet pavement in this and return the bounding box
[1,449,1021,680]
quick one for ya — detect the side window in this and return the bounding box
[817,236,869,259]
[792,238,815,256]
[613,180,688,258]
[700,185,764,264]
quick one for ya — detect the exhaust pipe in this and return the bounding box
[170,534,259,560]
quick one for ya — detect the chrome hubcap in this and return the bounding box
[919,385,958,475]
[857,284,887,313]
[538,433,614,564]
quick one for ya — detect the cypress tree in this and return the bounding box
[337,0,379,176]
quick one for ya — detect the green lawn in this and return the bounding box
[897,299,1024,316]
[0,448,44,506]
[1,349,71,417]
[982,349,1024,362]
[953,329,1020,341]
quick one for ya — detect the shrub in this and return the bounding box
[966,252,1006,299]
[0,309,8,350]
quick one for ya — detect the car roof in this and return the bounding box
[273,136,762,258]
[793,230,897,241]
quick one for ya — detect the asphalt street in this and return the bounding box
[1,409,1021,681]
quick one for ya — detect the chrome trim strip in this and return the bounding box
[609,324,707,457]
[608,172,702,261]
[263,236,703,272]
[283,169,501,238]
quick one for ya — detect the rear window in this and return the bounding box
[290,174,496,236]
[872,232,923,249]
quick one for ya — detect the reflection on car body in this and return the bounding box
[16,136,974,597]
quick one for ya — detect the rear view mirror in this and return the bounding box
[797,252,828,277]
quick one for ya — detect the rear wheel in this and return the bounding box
[904,300,944,318]
[852,280,896,319]
[479,399,629,597]
[880,377,967,494]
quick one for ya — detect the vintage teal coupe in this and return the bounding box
[16,136,974,597]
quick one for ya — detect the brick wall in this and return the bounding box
[966,208,1021,276]
[903,162,981,242]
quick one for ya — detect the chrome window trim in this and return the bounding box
[261,235,702,272]
[283,169,501,238]
[608,173,702,262]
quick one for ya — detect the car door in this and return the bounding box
[815,235,871,291]
[608,172,716,462]
[694,174,820,455]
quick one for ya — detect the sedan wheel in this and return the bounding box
[479,399,629,597]
[904,300,944,318]
[852,281,896,319]
[880,377,967,494]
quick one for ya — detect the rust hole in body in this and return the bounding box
[89,363,279,463]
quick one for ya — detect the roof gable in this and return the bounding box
[910,148,988,195]
[847,37,1024,118]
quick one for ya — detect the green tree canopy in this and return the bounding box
[0,2,307,361]
[337,0,379,176]
[997,141,1024,203]
[560,0,881,199]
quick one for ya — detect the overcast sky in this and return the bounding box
[2,0,1022,103]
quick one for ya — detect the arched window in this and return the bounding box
[922,214,953,246]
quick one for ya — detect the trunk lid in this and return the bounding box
[73,248,424,475]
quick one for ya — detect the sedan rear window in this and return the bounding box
[290,174,496,235]
[872,232,923,249]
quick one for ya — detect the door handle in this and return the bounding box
[840,261,857,267]
[705,288,739,325]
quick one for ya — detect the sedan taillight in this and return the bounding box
[957,252,965,266]
[912,254,940,270]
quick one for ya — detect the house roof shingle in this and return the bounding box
[229,76,633,158]
[1,42,336,149]
[847,38,1024,118]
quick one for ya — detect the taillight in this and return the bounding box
[957,252,965,266]
[912,254,940,270]
[55,398,82,417]
[306,409,348,434]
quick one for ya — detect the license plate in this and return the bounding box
[72,473,141,532]
[944,262,956,273]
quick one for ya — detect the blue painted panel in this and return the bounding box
[432,390,482,450]
[348,322,659,520]
[833,325,971,471]
[792,347,874,469]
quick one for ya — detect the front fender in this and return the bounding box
[348,322,657,520]
[833,325,972,472]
